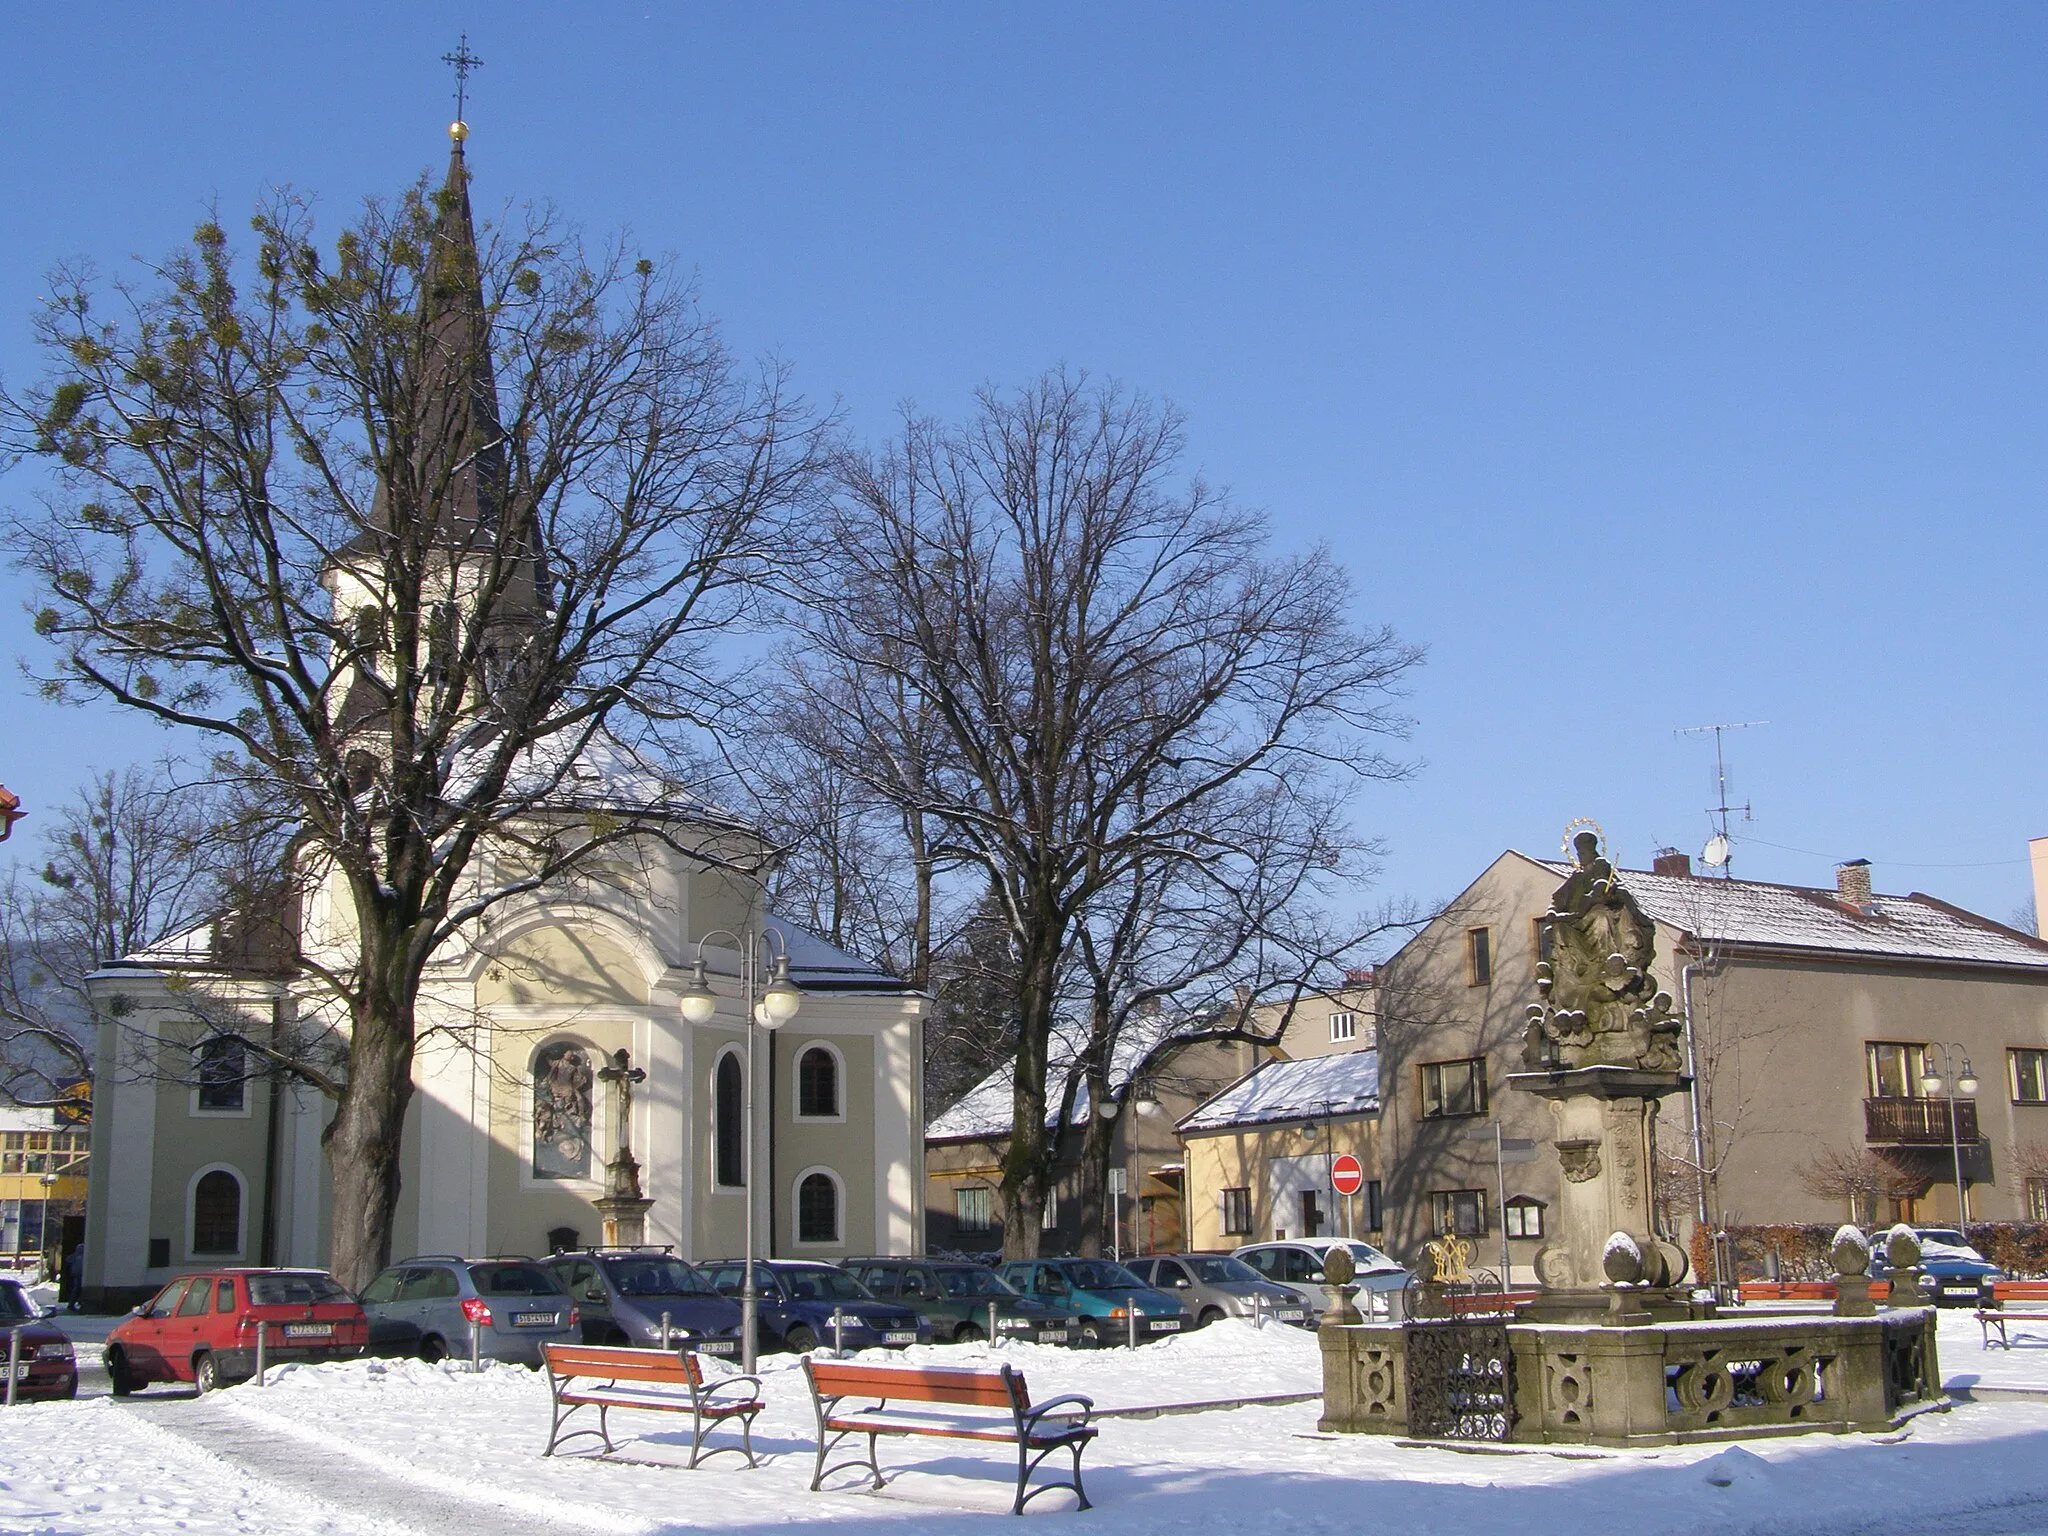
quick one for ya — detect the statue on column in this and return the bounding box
[594,1048,654,1244]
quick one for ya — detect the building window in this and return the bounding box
[955,1186,995,1233]
[1466,927,1493,986]
[714,1052,745,1187]
[1504,1196,1545,1239]
[2011,1048,2048,1105]
[1432,1188,1488,1238]
[797,1170,841,1244]
[1041,1182,1061,1230]
[1866,1041,1928,1099]
[1363,1179,1384,1233]
[1329,1011,1357,1044]
[1221,1186,1252,1236]
[2029,1179,2048,1223]
[1532,917,1554,963]
[532,1041,594,1181]
[196,1036,247,1112]
[1419,1057,1488,1119]
[797,1045,840,1118]
[191,1169,242,1255]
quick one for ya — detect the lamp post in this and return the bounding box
[1919,1043,1979,1225]
[38,1172,57,1280]
[676,928,803,1374]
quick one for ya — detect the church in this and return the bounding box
[76,124,927,1309]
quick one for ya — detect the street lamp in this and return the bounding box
[675,929,802,1373]
[39,1172,57,1280]
[1919,1043,1979,1225]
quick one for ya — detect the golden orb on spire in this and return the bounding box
[449,120,469,142]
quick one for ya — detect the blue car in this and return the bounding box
[996,1257,1191,1347]
[699,1259,930,1353]
[1870,1227,2003,1308]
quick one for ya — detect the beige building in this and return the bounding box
[1377,845,2048,1280]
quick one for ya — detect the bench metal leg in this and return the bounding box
[688,1407,763,1471]
[543,1398,615,1459]
[1013,1437,1092,1515]
[810,1425,886,1493]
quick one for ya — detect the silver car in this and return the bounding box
[1231,1239,1410,1319]
[1126,1253,1311,1329]
[359,1256,579,1366]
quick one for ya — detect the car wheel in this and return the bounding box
[953,1322,984,1343]
[194,1353,220,1393]
[1198,1307,1226,1328]
[1079,1320,1105,1349]
[106,1348,138,1397]
[786,1325,818,1353]
[605,1328,633,1346]
[418,1335,448,1364]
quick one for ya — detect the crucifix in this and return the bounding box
[441,34,484,121]
[598,1048,647,1163]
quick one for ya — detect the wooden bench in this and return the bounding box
[1975,1280,2048,1349]
[802,1358,1097,1514]
[542,1343,764,1468]
[1737,1280,1895,1304]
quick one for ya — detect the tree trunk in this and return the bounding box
[1000,935,1061,1260]
[1072,1081,1116,1258]
[323,958,419,1291]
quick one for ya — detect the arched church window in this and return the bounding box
[192,1169,242,1255]
[798,1045,839,1119]
[196,1036,246,1112]
[797,1170,840,1244]
[533,1041,594,1181]
[714,1052,745,1187]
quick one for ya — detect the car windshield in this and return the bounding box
[1058,1261,1145,1290]
[936,1266,1018,1299]
[1188,1255,1264,1285]
[1917,1235,1987,1262]
[471,1263,565,1297]
[780,1266,870,1302]
[0,1282,32,1321]
[604,1257,713,1297]
[1345,1242,1399,1270]
[248,1273,353,1306]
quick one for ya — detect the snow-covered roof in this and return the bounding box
[764,916,916,995]
[1529,857,2048,971]
[1177,1050,1381,1133]
[468,728,752,828]
[925,1013,1207,1142]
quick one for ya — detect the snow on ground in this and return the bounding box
[6,1315,2048,1536]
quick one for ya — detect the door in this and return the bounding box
[126,1278,192,1382]
[167,1272,216,1378]
[560,1261,612,1342]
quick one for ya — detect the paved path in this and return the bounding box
[128,1395,603,1536]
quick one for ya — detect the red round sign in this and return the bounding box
[1330,1154,1365,1196]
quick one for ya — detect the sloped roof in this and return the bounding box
[925,1013,1206,1142]
[1178,1050,1381,1133]
[1528,856,2048,971]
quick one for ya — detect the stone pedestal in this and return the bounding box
[595,1194,655,1247]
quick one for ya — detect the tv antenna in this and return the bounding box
[1675,721,1765,877]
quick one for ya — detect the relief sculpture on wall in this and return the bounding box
[533,1040,594,1180]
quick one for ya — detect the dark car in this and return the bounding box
[547,1250,744,1358]
[1,1277,77,1400]
[358,1256,579,1365]
[842,1257,1076,1345]
[1871,1227,2003,1307]
[995,1257,1190,1347]
[104,1269,367,1394]
[699,1259,929,1353]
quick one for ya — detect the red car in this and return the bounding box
[1,1277,77,1401]
[105,1268,367,1394]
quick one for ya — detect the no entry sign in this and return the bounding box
[1330,1153,1366,1196]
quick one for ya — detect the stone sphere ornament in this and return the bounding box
[1323,1246,1356,1286]
[1831,1225,1871,1277]
[1601,1230,1644,1285]
[1884,1224,1921,1270]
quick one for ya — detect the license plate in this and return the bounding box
[283,1323,333,1339]
[10,1362,29,1380]
[884,1330,918,1345]
[1148,1319,1181,1332]
[1040,1329,1067,1343]
[697,1340,738,1357]
[1277,1309,1305,1322]
[512,1312,556,1327]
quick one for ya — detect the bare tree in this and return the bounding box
[3,143,825,1284]
[0,765,233,1107]
[785,371,1420,1256]
[1798,1142,1927,1224]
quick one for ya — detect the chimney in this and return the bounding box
[1651,848,1692,878]
[1343,966,1375,987]
[1836,859,1874,911]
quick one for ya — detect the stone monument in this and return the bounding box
[594,1048,654,1246]
[1509,828,1693,1321]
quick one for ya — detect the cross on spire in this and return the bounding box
[441,34,483,121]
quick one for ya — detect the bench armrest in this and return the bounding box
[1022,1393,1096,1429]
[700,1373,764,1404]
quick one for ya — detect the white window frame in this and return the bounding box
[791,1164,845,1248]
[955,1185,995,1234]
[1328,1011,1357,1044]
[1503,1196,1545,1240]
[186,1162,247,1262]
[791,1039,848,1124]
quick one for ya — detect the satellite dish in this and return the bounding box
[1701,834,1731,869]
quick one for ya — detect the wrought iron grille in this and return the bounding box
[1404,1320,1515,1441]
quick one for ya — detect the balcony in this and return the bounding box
[1864,1096,1980,1147]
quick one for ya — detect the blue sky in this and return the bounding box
[0,4,2041,928]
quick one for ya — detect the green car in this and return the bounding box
[841,1257,1077,1344]
[996,1257,1191,1347]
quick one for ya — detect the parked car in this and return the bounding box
[698,1259,928,1353]
[840,1256,1077,1344]
[358,1256,579,1366]
[1232,1239,1411,1315]
[104,1269,367,1394]
[1125,1252,1310,1329]
[0,1277,76,1400]
[994,1257,1189,1347]
[545,1249,744,1358]
[1868,1227,2003,1308]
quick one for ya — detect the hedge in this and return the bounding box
[1689,1221,2048,1282]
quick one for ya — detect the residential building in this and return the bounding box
[2,1105,89,1267]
